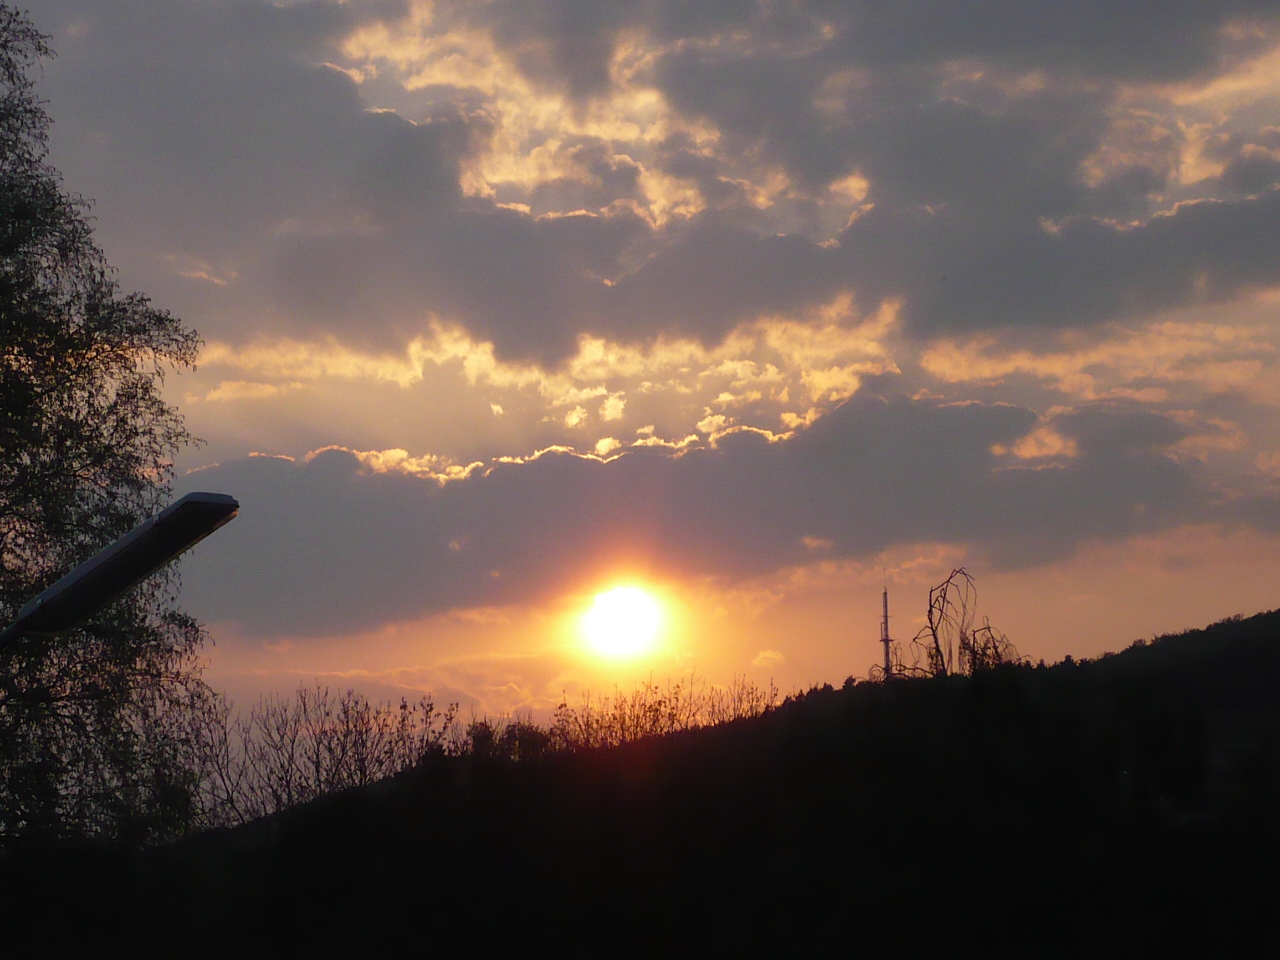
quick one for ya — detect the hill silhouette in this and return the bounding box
[5,611,1280,957]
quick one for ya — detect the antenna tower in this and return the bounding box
[880,585,892,678]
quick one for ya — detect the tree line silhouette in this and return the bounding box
[188,568,1009,831]
[190,674,780,828]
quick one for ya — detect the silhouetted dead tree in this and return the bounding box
[874,569,1020,680]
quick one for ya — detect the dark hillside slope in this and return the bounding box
[6,612,1280,957]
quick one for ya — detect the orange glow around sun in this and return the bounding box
[581,585,664,659]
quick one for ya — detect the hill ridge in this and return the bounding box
[6,609,1280,956]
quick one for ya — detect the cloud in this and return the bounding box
[200,380,301,403]
[22,0,1280,372]
[918,307,1280,414]
[16,1,1280,665]
[836,191,1280,338]
[751,650,785,669]
[446,1,1280,95]
[177,395,1206,637]
[181,300,901,469]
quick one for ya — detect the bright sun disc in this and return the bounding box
[582,586,663,658]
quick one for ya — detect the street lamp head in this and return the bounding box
[1,492,238,645]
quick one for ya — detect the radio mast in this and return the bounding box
[880,586,892,678]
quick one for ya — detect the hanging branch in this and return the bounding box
[872,568,1021,681]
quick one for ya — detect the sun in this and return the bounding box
[581,585,664,659]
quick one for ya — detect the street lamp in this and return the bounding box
[0,492,239,647]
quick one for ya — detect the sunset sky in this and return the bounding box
[23,0,1280,714]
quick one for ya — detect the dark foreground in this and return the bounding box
[5,613,1280,957]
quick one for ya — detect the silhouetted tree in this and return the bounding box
[0,6,207,842]
[874,569,1019,679]
[910,568,1019,676]
[462,714,551,761]
[193,685,458,825]
[551,675,778,750]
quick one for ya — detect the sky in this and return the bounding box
[21,0,1280,715]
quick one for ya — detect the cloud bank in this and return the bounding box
[18,0,1280,642]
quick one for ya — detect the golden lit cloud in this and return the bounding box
[1070,31,1280,218]
[751,649,786,669]
[829,171,870,203]
[199,380,302,403]
[193,295,903,458]
[800,365,864,403]
[304,444,483,484]
[162,252,238,287]
[1167,412,1249,462]
[339,9,731,225]
[332,6,891,236]
[1165,38,1280,107]
[998,426,1079,460]
[599,394,626,421]
[1079,108,1178,190]
[920,315,1280,404]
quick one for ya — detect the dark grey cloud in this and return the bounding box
[1221,151,1280,196]
[34,0,403,249]
[446,0,1280,207]
[845,92,1108,215]
[25,0,477,350]
[27,0,647,359]
[1205,128,1280,197]
[1056,407,1191,457]
[601,215,844,343]
[22,0,1280,365]
[245,144,1280,356]
[447,0,1280,94]
[477,0,631,100]
[576,185,1280,346]
[817,1,1280,81]
[839,189,1280,336]
[264,201,649,360]
[176,397,1202,637]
